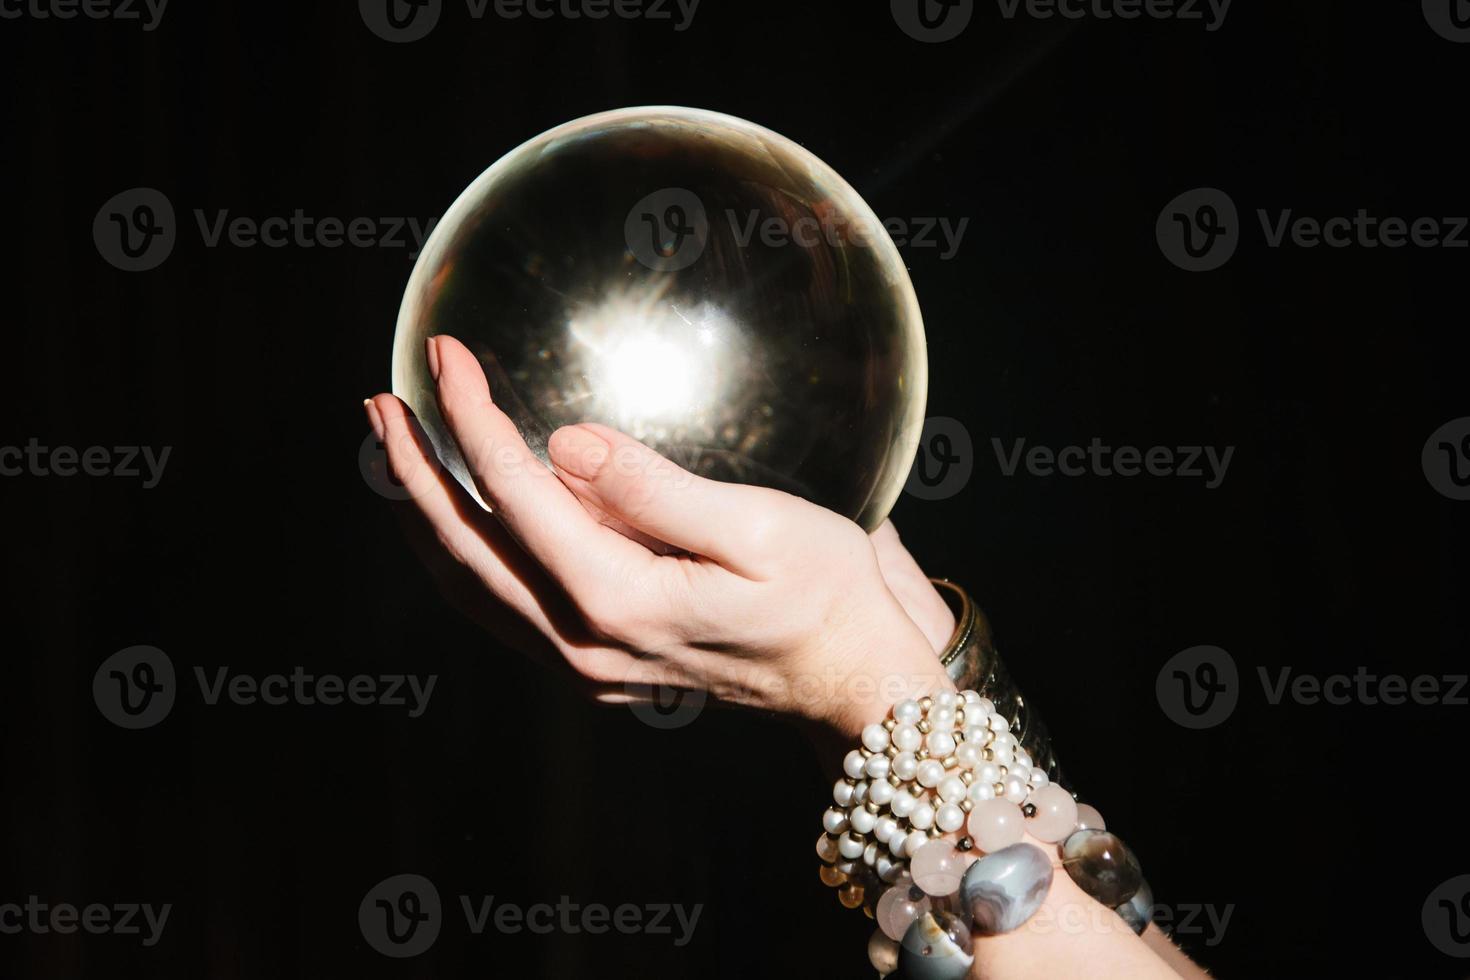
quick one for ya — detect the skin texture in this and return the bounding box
[363,335,1207,979]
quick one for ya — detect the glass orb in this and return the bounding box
[391,106,927,531]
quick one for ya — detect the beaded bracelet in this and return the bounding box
[816,688,1149,978]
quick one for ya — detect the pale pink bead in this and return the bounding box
[1025,784,1079,843]
[909,839,966,897]
[876,882,931,941]
[967,799,1024,853]
[1074,803,1106,832]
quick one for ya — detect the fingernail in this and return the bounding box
[363,398,385,441]
[548,424,610,481]
[425,335,441,381]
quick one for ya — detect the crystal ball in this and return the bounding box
[391,106,927,531]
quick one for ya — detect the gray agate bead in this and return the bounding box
[898,910,974,980]
[1060,829,1142,907]
[959,842,1054,936]
[1115,878,1154,935]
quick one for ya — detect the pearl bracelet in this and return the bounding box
[817,690,1149,978]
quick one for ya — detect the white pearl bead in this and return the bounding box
[852,808,879,834]
[938,776,966,803]
[925,731,957,758]
[891,752,919,781]
[988,714,1009,732]
[890,790,917,818]
[833,781,855,807]
[877,854,902,883]
[836,859,857,875]
[935,803,965,833]
[974,697,995,715]
[874,816,899,843]
[991,746,1014,767]
[967,780,996,803]
[891,725,922,753]
[839,833,865,859]
[1014,749,1032,770]
[853,781,870,805]
[868,779,895,806]
[954,741,983,769]
[862,723,890,753]
[864,842,880,866]
[843,751,867,779]
[893,699,923,725]
[962,726,990,745]
[903,830,929,859]
[1004,775,1028,803]
[1029,767,1049,789]
[865,754,891,780]
[916,760,946,788]
[909,802,935,831]
[934,691,959,710]
[992,731,1017,751]
[960,689,981,705]
[823,808,849,834]
[927,706,955,730]
[889,831,908,857]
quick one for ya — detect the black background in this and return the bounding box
[2,0,1468,976]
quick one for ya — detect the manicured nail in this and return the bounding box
[363,398,385,441]
[425,335,441,381]
[547,424,610,481]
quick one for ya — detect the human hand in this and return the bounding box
[364,335,952,739]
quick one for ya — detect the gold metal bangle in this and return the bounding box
[930,579,1065,790]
